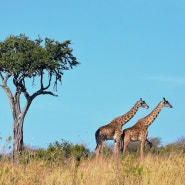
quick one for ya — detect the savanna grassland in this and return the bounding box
[0,152,185,185]
[1,138,185,185]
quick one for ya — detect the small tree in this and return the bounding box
[0,34,79,160]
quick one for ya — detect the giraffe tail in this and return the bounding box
[95,129,100,150]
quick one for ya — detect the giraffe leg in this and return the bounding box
[113,140,118,160]
[95,130,104,158]
[122,135,130,155]
[114,137,121,160]
[95,141,103,158]
[140,138,146,160]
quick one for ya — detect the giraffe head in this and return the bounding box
[138,98,149,109]
[162,98,173,108]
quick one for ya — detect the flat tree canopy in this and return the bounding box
[0,34,79,159]
[0,34,79,92]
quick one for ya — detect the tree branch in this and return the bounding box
[40,70,44,89]
[40,71,52,91]
[0,74,18,120]
[0,72,4,81]
[0,74,14,106]
[13,76,31,102]
[31,90,58,100]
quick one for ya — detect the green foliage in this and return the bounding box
[51,140,89,161]
[39,137,184,162]
[123,137,185,156]
[159,137,185,156]
[121,155,143,176]
[20,140,90,164]
[0,34,79,90]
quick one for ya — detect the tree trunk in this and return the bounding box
[12,99,31,163]
[13,116,24,161]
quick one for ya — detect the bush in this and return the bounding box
[158,137,185,156]
[33,139,91,165]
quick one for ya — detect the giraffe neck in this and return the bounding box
[142,102,163,127]
[115,102,140,126]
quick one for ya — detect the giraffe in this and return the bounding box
[121,98,172,160]
[95,98,149,159]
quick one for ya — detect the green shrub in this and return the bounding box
[33,139,91,165]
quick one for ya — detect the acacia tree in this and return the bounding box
[0,34,79,159]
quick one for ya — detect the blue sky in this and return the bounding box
[0,0,185,151]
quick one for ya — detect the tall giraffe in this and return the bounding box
[122,98,172,160]
[95,98,149,159]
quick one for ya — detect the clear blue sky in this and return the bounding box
[0,0,185,151]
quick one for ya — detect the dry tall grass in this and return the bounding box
[0,153,185,185]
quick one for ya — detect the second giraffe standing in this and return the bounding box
[121,98,173,160]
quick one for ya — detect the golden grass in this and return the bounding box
[0,153,185,185]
